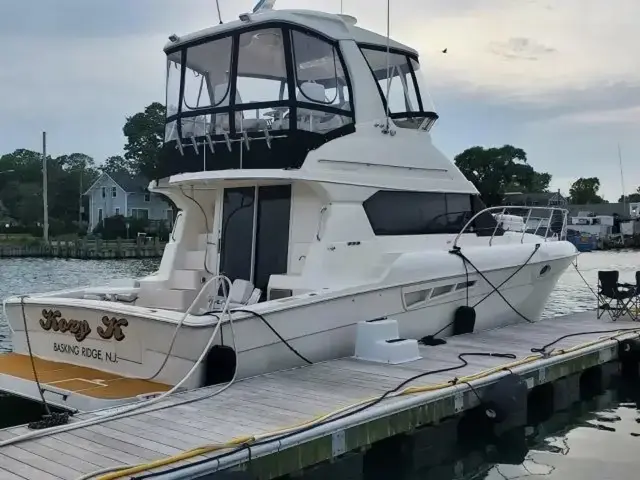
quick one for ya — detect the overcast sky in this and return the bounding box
[2,0,638,201]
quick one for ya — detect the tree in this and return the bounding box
[618,186,640,203]
[101,155,135,176]
[454,145,552,206]
[569,177,606,204]
[123,102,165,179]
[0,149,99,235]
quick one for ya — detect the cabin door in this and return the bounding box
[218,185,292,295]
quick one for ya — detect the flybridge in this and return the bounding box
[156,8,436,179]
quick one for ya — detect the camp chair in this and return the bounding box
[597,270,637,321]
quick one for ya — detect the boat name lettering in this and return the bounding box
[97,316,128,342]
[39,309,92,342]
[53,342,118,363]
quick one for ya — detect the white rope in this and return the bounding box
[0,275,234,449]
[73,289,241,480]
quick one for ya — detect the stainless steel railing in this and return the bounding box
[453,205,569,248]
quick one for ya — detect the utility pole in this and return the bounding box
[78,163,83,225]
[618,143,626,216]
[42,131,49,242]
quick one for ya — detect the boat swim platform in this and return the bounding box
[0,353,170,404]
[1,310,640,480]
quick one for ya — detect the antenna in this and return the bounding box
[215,0,223,24]
[618,143,626,213]
[383,0,391,133]
[341,0,343,14]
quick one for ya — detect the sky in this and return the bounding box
[1,0,638,201]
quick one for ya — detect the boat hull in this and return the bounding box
[1,241,575,411]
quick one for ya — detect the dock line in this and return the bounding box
[87,327,640,480]
[0,276,238,448]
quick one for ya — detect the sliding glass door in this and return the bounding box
[219,185,292,294]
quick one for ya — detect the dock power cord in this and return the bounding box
[130,351,517,480]
[68,326,640,479]
[231,308,313,365]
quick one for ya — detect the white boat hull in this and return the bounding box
[2,241,575,410]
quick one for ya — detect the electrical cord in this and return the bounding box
[142,274,231,382]
[531,327,640,355]
[230,308,313,365]
[131,351,517,480]
[88,325,640,480]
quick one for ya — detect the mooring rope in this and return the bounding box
[19,295,71,429]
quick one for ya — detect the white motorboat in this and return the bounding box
[1,4,577,413]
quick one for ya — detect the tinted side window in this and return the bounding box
[364,191,475,235]
[445,194,473,231]
[471,195,503,236]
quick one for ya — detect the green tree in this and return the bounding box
[123,102,165,179]
[0,149,99,235]
[569,177,606,204]
[618,186,640,203]
[454,145,552,206]
[101,155,135,176]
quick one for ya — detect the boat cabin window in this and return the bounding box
[363,191,500,236]
[359,46,437,132]
[291,30,352,132]
[160,24,356,177]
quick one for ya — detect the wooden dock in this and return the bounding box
[1,310,639,479]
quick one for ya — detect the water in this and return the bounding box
[1,252,639,478]
[0,257,159,352]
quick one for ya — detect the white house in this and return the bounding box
[84,172,173,231]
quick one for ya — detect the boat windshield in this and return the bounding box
[359,46,437,131]
[164,26,354,144]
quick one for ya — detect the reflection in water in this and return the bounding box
[0,257,159,351]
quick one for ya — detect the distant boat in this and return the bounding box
[566,229,597,252]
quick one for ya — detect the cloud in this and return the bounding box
[543,105,640,126]
[488,37,557,61]
[396,0,640,102]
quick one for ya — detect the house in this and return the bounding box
[503,191,568,207]
[84,172,174,231]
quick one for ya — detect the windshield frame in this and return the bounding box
[164,22,356,142]
[358,43,438,130]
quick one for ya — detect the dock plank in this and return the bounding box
[0,453,63,480]
[1,310,638,479]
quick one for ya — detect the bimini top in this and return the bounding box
[163,9,417,56]
[156,7,438,180]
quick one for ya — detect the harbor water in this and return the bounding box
[0,251,639,479]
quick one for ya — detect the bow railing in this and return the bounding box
[453,205,570,248]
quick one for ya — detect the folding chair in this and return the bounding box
[628,271,640,320]
[597,270,637,321]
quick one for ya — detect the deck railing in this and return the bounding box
[453,205,569,248]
